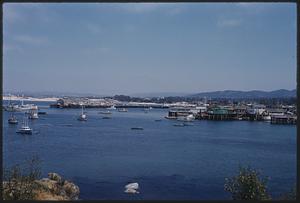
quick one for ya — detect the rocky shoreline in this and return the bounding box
[3,173,80,200]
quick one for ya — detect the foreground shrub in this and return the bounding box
[224,166,271,200]
[3,156,41,200]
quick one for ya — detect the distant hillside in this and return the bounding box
[188,89,296,99]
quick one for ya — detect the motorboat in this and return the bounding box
[263,115,271,122]
[118,108,128,112]
[177,114,195,122]
[16,116,32,134]
[107,105,117,110]
[18,98,38,111]
[8,113,18,124]
[28,110,39,119]
[4,95,21,112]
[165,116,177,120]
[98,110,112,114]
[144,107,152,113]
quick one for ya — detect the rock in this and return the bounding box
[62,180,80,200]
[124,182,139,194]
[125,182,139,190]
[3,172,79,200]
[124,188,140,194]
[34,173,79,200]
[35,179,62,195]
[48,173,63,185]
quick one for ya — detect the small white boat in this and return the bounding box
[4,95,21,112]
[16,116,32,134]
[8,113,18,124]
[78,105,87,121]
[18,98,38,111]
[165,116,177,120]
[118,108,128,112]
[144,107,152,112]
[28,110,38,119]
[177,114,195,122]
[107,105,117,110]
[98,110,112,114]
[263,115,271,122]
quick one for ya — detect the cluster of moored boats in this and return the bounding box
[7,110,41,135]
[5,98,47,134]
[6,100,196,135]
[77,105,129,121]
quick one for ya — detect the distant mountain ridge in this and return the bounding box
[130,92,190,98]
[188,89,296,99]
[4,89,296,99]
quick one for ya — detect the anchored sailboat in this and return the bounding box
[78,105,87,121]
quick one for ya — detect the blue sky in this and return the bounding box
[3,3,297,95]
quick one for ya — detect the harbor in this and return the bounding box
[3,101,296,200]
[3,95,297,125]
[46,97,297,125]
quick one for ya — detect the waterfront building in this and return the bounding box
[205,106,237,120]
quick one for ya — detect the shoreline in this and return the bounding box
[3,96,59,102]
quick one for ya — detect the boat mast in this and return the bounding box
[21,94,24,106]
[9,93,12,105]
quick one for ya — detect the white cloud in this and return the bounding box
[14,35,49,46]
[217,19,242,28]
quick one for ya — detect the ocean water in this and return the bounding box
[2,101,297,200]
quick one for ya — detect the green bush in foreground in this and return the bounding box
[224,166,271,200]
[2,157,41,200]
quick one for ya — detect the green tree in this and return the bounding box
[224,166,271,200]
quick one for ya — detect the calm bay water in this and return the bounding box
[3,101,296,200]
